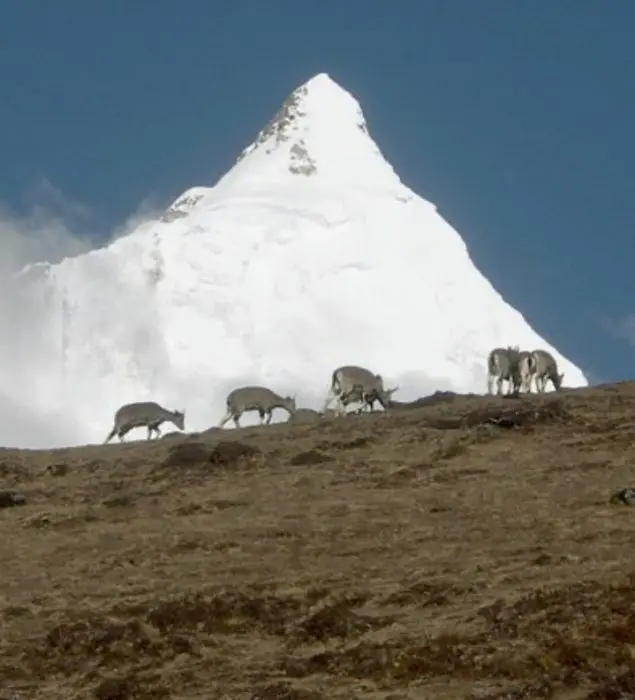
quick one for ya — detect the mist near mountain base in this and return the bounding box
[0,183,160,448]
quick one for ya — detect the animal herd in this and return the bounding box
[103,349,564,443]
[486,346,564,397]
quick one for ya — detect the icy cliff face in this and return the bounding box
[2,72,587,447]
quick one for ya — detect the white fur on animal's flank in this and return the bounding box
[486,347,522,396]
[518,350,537,393]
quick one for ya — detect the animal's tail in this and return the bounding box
[486,352,497,394]
[322,370,340,412]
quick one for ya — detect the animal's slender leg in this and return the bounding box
[218,411,233,428]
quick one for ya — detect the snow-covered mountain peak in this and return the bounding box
[2,72,589,449]
[215,72,401,192]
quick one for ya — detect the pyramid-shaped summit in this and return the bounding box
[213,73,402,192]
[10,71,588,449]
[238,73,368,164]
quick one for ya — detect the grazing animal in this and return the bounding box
[218,386,296,428]
[104,402,185,443]
[531,349,564,393]
[341,383,399,413]
[518,350,537,393]
[287,408,324,424]
[487,346,522,396]
[323,366,398,416]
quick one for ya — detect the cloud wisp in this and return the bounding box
[0,181,162,448]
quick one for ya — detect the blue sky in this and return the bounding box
[1,0,633,384]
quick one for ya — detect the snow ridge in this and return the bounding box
[1,72,587,449]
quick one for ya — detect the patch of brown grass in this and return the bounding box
[2,383,635,698]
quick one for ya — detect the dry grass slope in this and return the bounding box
[1,383,635,699]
